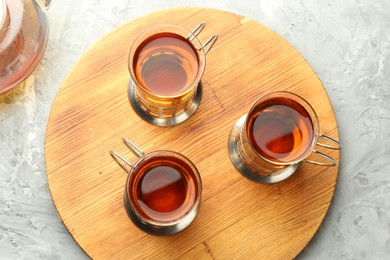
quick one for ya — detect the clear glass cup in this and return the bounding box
[128,22,218,126]
[228,91,341,183]
[110,139,202,235]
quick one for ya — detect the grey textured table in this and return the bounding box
[1,1,389,259]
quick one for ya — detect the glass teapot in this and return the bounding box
[0,0,51,94]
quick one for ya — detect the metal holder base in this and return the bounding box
[128,81,203,127]
[123,193,200,236]
[228,115,301,184]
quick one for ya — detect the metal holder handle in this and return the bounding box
[188,22,218,55]
[110,138,144,174]
[304,134,341,166]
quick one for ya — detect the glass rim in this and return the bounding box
[125,149,202,226]
[244,90,320,166]
[128,23,207,99]
[0,0,5,29]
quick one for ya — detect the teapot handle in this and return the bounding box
[36,0,51,10]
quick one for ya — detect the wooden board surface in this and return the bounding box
[45,8,340,259]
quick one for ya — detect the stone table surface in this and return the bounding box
[1,0,389,259]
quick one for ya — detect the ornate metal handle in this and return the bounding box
[110,138,144,174]
[188,22,218,55]
[304,134,341,166]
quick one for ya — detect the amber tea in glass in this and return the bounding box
[128,152,200,224]
[110,139,202,235]
[128,23,218,126]
[228,91,341,184]
[133,32,200,97]
[246,96,314,163]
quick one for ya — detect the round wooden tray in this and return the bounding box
[45,8,340,259]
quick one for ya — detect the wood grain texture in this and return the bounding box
[45,8,340,259]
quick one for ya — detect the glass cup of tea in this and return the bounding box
[110,138,202,235]
[228,91,341,184]
[128,22,218,126]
